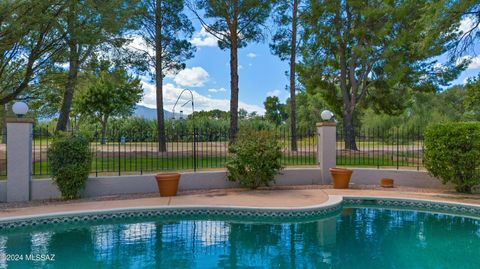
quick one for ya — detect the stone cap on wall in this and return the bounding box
[316,122,337,127]
[5,117,34,123]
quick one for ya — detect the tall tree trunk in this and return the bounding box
[229,12,239,143]
[101,116,108,145]
[56,1,78,132]
[289,0,298,151]
[343,109,358,150]
[229,44,239,142]
[337,22,358,151]
[56,45,79,132]
[155,0,167,152]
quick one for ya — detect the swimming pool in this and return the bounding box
[0,200,479,268]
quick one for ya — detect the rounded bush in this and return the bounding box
[47,132,92,199]
[423,122,480,193]
[226,130,283,189]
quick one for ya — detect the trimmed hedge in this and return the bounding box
[226,130,283,189]
[47,132,92,199]
[423,122,480,193]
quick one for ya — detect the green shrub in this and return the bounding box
[423,122,480,193]
[226,130,283,189]
[47,132,92,199]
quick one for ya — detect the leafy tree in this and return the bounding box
[454,1,480,56]
[286,91,328,131]
[189,0,274,142]
[248,111,259,119]
[75,62,143,143]
[189,109,230,120]
[0,0,64,105]
[360,86,468,133]
[270,0,303,150]
[298,0,467,150]
[264,96,287,126]
[55,0,139,132]
[136,0,195,151]
[425,0,480,57]
[464,75,480,120]
[238,108,248,119]
[26,66,91,120]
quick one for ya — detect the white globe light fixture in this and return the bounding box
[12,102,29,117]
[321,110,334,121]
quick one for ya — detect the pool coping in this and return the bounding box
[0,194,479,230]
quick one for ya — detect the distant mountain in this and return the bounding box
[133,105,173,120]
[37,105,173,122]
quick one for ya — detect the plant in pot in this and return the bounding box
[329,168,353,189]
[155,173,181,197]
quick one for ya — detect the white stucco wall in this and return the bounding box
[28,168,322,201]
[0,167,449,202]
[348,168,448,189]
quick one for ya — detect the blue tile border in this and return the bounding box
[0,201,343,231]
[1,196,479,231]
[343,197,480,219]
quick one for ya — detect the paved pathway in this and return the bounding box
[0,186,479,220]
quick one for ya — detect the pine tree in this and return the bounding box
[136,0,195,152]
[189,0,274,142]
[298,0,467,150]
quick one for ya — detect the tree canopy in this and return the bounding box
[75,61,143,141]
[0,0,64,105]
[264,96,287,126]
[298,0,468,150]
[55,0,139,131]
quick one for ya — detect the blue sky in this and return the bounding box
[137,15,480,114]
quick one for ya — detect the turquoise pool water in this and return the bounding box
[0,207,479,268]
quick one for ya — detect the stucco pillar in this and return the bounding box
[316,122,336,184]
[6,118,33,202]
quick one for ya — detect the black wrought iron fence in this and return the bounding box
[32,127,317,177]
[336,126,424,170]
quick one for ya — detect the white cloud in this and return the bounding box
[190,27,218,47]
[140,82,264,114]
[469,56,480,69]
[208,87,226,93]
[173,67,209,87]
[458,16,480,34]
[457,55,480,70]
[266,89,282,97]
[238,65,243,70]
[247,52,257,58]
[128,35,154,56]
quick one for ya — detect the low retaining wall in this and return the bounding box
[0,168,449,202]
[349,168,448,189]
[26,168,322,201]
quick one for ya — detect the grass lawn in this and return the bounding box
[28,154,421,177]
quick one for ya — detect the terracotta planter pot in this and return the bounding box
[155,173,181,197]
[329,168,353,189]
[380,178,394,188]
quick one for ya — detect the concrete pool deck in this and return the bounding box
[0,185,479,220]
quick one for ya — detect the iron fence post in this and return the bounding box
[193,127,197,172]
